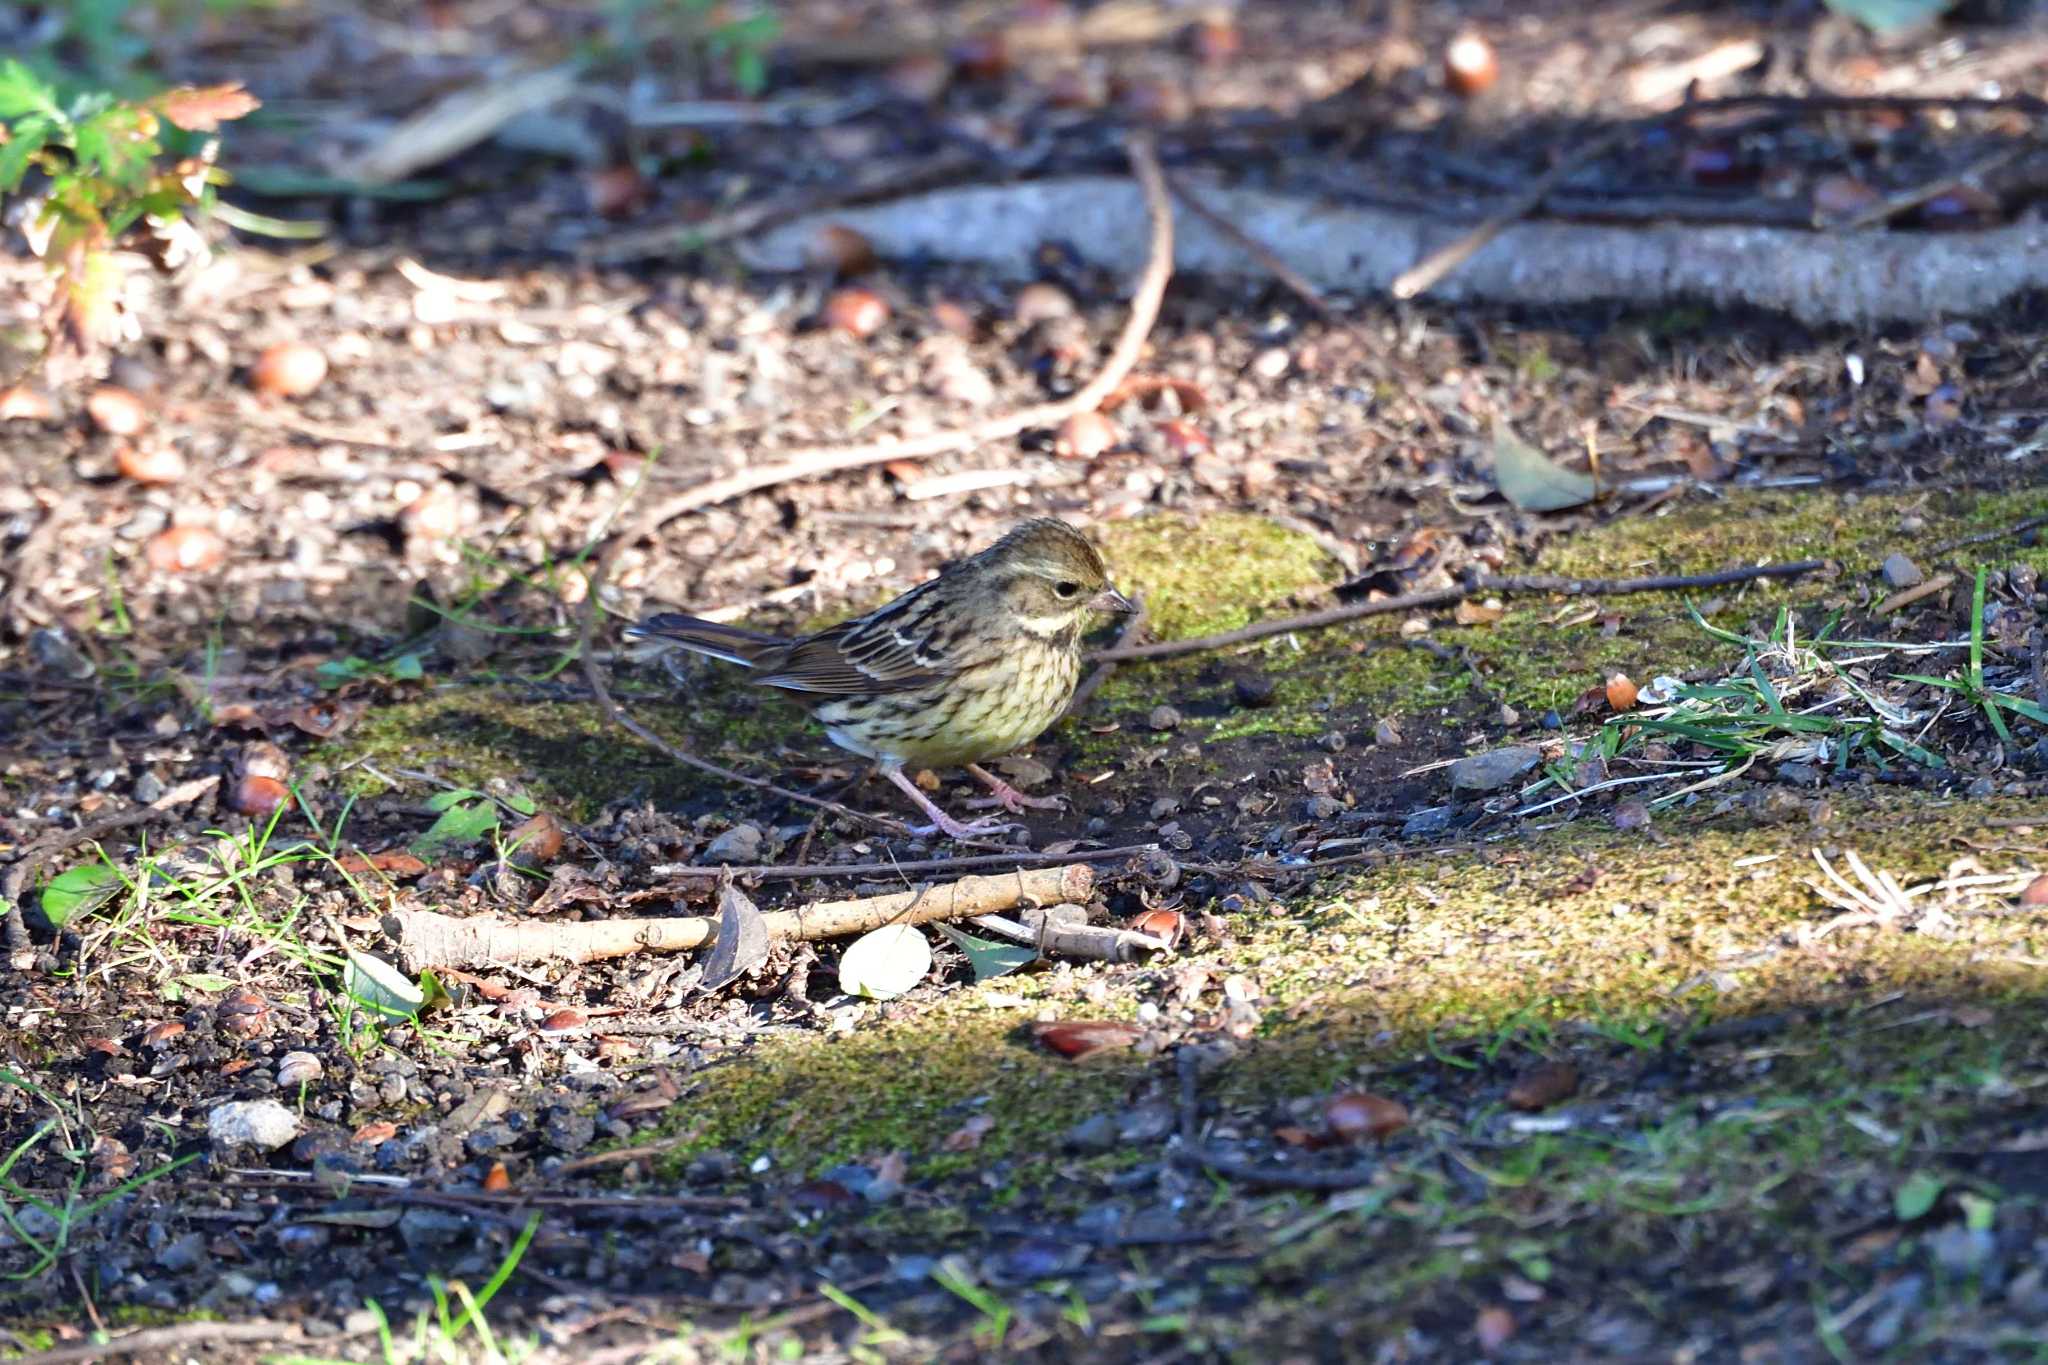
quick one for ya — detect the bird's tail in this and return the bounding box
[624,614,784,668]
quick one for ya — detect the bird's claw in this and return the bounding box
[964,789,1067,814]
[905,814,1020,840]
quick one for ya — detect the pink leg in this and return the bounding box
[963,763,1066,813]
[882,767,1017,840]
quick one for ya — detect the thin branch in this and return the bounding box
[1165,172,1336,321]
[1090,560,1828,664]
[580,148,981,265]
[1924,514,2048,557]
[1391,124,1635,300]
[1837,139,2034,231]
[1067,594,1149,717]
[650,841,1169,881]
[8,1320,307,1365]
[575,132,1173,825]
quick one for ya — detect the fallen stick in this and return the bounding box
[1088,560,1828,665]
[971,909,1167,965]
[574,131,1173,828]
[383,864,1094,970]
[740,168,2048,325]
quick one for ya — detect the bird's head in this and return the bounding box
[977,517,1136,637]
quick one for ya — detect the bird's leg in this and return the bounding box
[882,766,1017,840]
[962,763,1067,813]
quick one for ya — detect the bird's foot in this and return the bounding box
[964,764,1067,813]
[904,812,1021,840]
[884,766,1022,841]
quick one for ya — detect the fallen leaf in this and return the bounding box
[1033,1019,1142,1060]
[1506,1060,1580,1112]
[941,1114,996,1152]
[839,923,932,1001]
[699,883,771,992]
[483,1161,512,1191]
[157,83,262,131]
[1475,1305,1516,1354]
[1324,1091,1409,1142]
[931,922,1037,981]
[352,1121,398,1145]
[1454,598,1504,626]
[334,850,429,878]
[1492,418,1595,512]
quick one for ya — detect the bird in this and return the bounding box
[625,518,1137,840]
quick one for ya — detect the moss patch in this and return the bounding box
[1538,486,2048,581]
[318,685,801,820]
[655,789,2047,1180]
[1096,512,1341,640]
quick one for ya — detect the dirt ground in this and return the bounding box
[5,2,2048,1362]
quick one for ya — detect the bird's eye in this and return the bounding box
[1054,581,1080,599]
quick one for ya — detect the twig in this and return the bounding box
[7,1320,307,1365]
[0,776,220,952]
[580,148,980,265]
[384,864,1094,970]
[649,842,1168,881]
[1067,595,1149,717]
[1165,173,1336,321]
[1391,124,1635,299]
[1924,514,2048,557]
[1089,561,1828,665]
[1837,139,2034,231]
[576,132,1173,825]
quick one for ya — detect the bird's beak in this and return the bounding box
[1091,586,1139,615]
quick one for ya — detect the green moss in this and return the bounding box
[653,790,2044,1180]
[653,997,1148,1184]
[317,684,802,820]
[1538,487,2048,581]
[1096,512,1341,640]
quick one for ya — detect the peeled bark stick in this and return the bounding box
[383,864,1094,971]
[971,910,1168,965]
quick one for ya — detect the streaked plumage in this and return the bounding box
[626,518,1136,839]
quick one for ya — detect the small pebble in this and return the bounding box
[1316,731,1348,753]
[1881,552,1924,590]
[1232,673,1276,708]
[1147,704,1182,732]
[1249,346,1291,381]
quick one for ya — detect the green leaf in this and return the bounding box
[177,971,236,994]
[409,797,499,857]
[387,652,425,681]
[1820,0,1955,32]
[0,60,60,121]
[40,864,121,928]
[424,788,485,811]
[503,792,538,816]
[1894,1170,1945,1221]
[932,923,1038,982]
[1491,418,1596,512]
[0,116,51,191]
[344,948,425,1020]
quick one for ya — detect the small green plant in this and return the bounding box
[0,60,257,358]
[603,0,780,96]
[1896,567,2048,746]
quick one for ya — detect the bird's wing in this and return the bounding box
[752,583,985,695]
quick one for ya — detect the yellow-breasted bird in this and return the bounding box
[626,518,1137,839]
